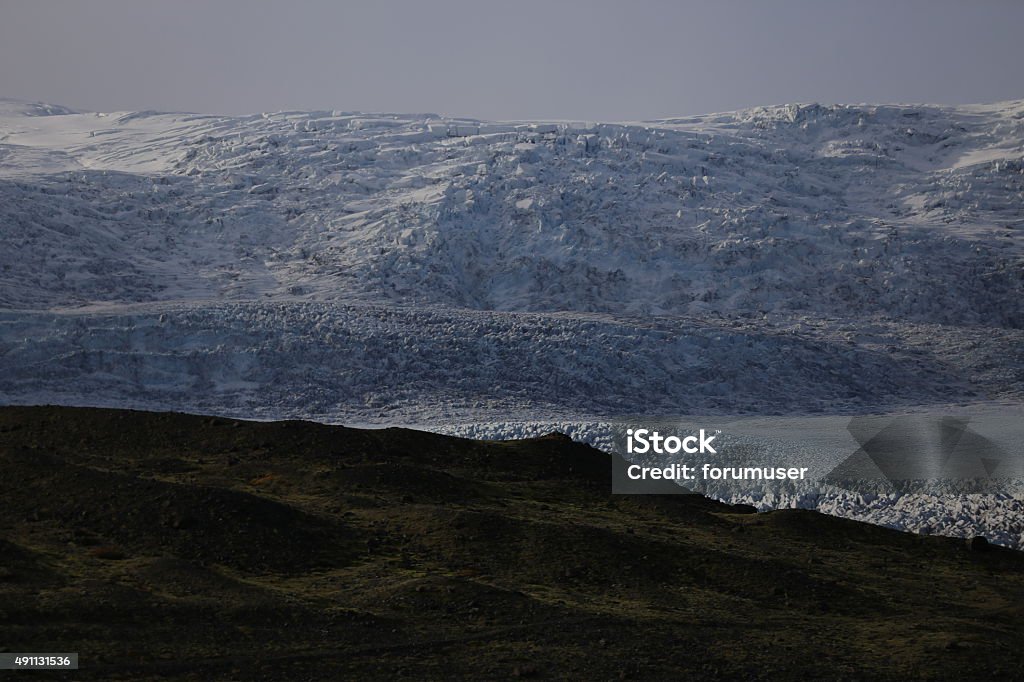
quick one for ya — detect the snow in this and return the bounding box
[1,97,1022,545]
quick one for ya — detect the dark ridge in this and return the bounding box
[0,405,1022,681]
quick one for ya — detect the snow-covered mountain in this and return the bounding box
[1,97,1023,544]
[2,99,1023,323]
[1,97,1022,416]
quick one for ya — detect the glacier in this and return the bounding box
[1,96,1022,545]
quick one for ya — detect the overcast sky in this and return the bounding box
[1,0,1022,121]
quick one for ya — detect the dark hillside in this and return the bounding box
[1,406,1022,680]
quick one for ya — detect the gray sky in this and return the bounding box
[1,0,1022,121]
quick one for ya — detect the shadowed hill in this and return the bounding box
[1,405,1023,680]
